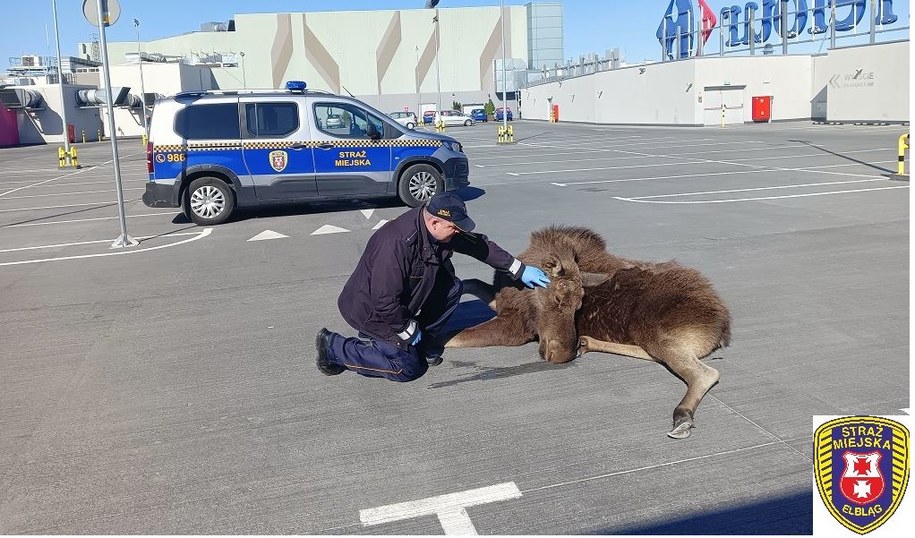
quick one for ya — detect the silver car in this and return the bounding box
[436,110,474,127]
[388,111,418,129]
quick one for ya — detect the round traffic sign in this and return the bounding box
[83,0,121,27]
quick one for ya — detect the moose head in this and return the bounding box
[533,255,609,363]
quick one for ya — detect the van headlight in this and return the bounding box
[443,140,463,153]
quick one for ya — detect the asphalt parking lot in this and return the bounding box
[0,119,909,534]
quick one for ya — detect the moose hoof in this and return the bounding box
[667,420,693,439]
[576,337,591,357]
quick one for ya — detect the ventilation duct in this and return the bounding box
[76,86,131,106]
[0,86,44,109]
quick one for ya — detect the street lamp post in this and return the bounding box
[51,0,73,166]
[500,0,507,133]
[425,1,442,119]
[92,0,137,248]
[133,18,149,138]
[239,51,246,89]
[415,45,421,115]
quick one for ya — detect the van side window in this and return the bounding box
[314,102,387,139]
[245,102,299,137]
[174,103,240,140]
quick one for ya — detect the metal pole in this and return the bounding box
[662,17,668,60]
[434,9,442,115]
[719,16,725,56]
[51,0,72,166]
[830,0,836,49]
[415,45,420,117]
[240,51,246,89]
[134,18,149,138]
[96,0,137,248]
[781,0,788,55]
[869,0,876,43]
[500,0,507,133]
[749,7,756,55]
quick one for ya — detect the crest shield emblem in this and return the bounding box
[814,416,910,534]
[269,150,288,172]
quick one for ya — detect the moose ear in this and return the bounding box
[581,272,610,288]
[543,256,565,278]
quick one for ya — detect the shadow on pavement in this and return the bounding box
[591,490,812,535]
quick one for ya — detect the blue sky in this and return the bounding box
[1,0,910,70]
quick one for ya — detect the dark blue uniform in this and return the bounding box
[324,205,525,381]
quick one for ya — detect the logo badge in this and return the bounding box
[814,416,910,534]
[269,150,288,172]
[437,209,451,217]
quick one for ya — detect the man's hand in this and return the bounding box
[411,329,423,346]
[521,266,551,288]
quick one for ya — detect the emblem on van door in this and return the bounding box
[814,416,910,535]
[269,150,289,172]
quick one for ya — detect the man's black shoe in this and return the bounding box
[316,328,345,376]
[425,353,443,367]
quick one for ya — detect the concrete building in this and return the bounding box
[521,40,909,126]
[105,3,563,115]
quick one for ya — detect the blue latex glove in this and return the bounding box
[410,329,423,346]
[521,265,551,288]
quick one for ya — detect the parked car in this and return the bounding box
[388,111,418,129]
[436,110,474,127]
[142,81,470,224]
[470,108,487,122]
[423,110,437,125]
[494,107,513,121]
[325,113,344,129]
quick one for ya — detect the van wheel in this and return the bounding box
[406,122,415,130]
[186,177,235,225]
[399,164,443,207]
[464,120,472,126]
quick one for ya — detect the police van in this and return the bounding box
[142,81,470,225]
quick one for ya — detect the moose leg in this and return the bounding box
[461,278,497,306]
[445,316,534,348]
[577,336,659,363]
[647,341,720,440]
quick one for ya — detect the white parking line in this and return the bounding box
[0,188,145,200]
[0,231,203,254]
[5,211,177,228]
[622,178,891,200]
[0,228,212,267]
[615,185,907,204]
[360,482,522,535]
[490,147,889,169]
[0,152,141,198]
[0,167,92,198]
[0,200,130,213]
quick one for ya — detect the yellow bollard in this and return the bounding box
[720,104,726,128]
[81,129,86,143]
[141,133,148,147]
[897,134,909,176]
[507,124,514,143]
[70,146,79,168]
[58,147,66,168]
[97,129,102,141]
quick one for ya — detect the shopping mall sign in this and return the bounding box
[657,0,901,58]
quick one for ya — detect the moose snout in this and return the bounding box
[539,338,576,364]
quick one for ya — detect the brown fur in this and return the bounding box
[446,225,732,439]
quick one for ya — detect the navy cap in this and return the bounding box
[426,192,475,232]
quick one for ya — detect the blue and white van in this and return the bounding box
[142,81,470,225]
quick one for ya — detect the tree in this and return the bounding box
[452,100,463,111]
[484,98,495,119]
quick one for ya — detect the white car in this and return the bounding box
[436,110,474,127]
[388,111,418,129]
